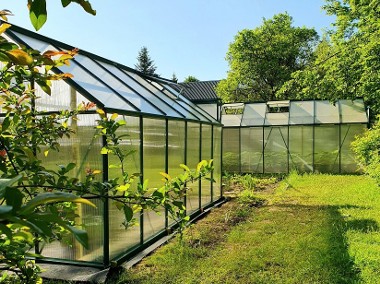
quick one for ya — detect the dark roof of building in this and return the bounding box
[179,80,220,102]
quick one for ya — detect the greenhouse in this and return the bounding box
[2,24,223,268]
[222,99,368,174]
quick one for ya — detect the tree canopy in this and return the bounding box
[135,46,158,76]
[216,13,318,103]
[183,75,199,83]
[279,0,380,118]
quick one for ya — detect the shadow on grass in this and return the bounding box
[273,203,376,283]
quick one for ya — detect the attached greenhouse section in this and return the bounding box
[222,100,368,174]
[3,24,223,268]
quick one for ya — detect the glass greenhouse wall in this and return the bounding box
[2,24,223,268]
[222,100,368,174]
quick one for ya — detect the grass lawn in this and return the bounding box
[115,173,380,284]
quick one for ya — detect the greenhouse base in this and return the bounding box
[40,197,227,283]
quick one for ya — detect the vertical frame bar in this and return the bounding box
[211,125,214,203]
[199,123,202,210]
[165,119,169,228]
[184,121,188,214]
[238,127,242,173]
[102,132,110,267]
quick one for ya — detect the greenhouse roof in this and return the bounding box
[222,99,368,127]
[180,80,220,102]
[3,23,219,125]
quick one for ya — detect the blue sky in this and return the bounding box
[0,1,335,82]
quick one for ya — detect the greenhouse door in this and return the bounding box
[264,127,289,173]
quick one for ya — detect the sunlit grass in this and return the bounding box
[48,173,380,284]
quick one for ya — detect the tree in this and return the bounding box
[171,73,178,83]
[279,0,380,119]
[183,75,199,83]
[216,13,318,103]
[135,46,157,76]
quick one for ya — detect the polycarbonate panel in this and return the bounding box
[289,101,314,125]
[241,103,266,126]
[340,124,366,173]
[74,56,162,115]
[265,112,289,126]
[264,127,288,173]
[222,115,242,127]
[41,198,104,263]
[35,80,93,112]
[108,116,140,183]
[167,120,185,226]
[109,208,141,259]
[315,101,340,124]
[38,114,103,181]
[340,100,368,123]
[213,126,222,200]
[314,125,340,173]
[222,128,240,172]
[241,127,264,173]
[201,124,212,207]
[142,118,166,240]
[186,122,201,213]
[59,60,135,111]
[123,71,183,118]
[198,104,219,121]
[289,126,313,172]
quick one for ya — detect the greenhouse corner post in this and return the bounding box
[184,121,188,214]
[211,125,214,203]
[238,127,242,173]
[139,116,144,245]
[165,119,169,229]
[102,133,110,267]
[199,123,202,210]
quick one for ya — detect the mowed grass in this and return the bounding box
[116,173,380,284]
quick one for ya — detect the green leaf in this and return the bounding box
[5,187,23,211]
[61,0,71,7]
[180,164,190,172]
[0,223,12,238]
[123,206,134,222]
[19,192,95,215]
[0,205,13,216]
[2,116,10,131]
[29,0,47,31]
[66,225,89,249]
[0,175,22,198]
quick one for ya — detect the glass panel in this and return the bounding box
[340,124,366,173]
[168,120,185,225]
[142,118,166,240]
[40,198,104,263]
[74,56,162,115]
[241,103,266,126]
[314,125,340,173]
[213,126,222,201]
[123,70,183,118]
[340,100,368,123]
[186,122,200,213]
[289,101,314,125]
[289,126,313,172]
[222,128,240,173]
[315,101,340,124]
[59,60,135,112]
[241,128,264,173]
[201,124,212,207]
[264,127,288,173]
[154,82,216,123]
